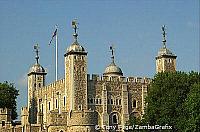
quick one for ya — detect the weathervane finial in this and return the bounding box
[162,25,167,48]
[109,45,115,63]
[72,19,78,41]
[34,44,39,64]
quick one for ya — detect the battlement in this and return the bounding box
[42,78,65,91]
[87,74,151,84]
[0,108,11,115]
[21,107,28,116]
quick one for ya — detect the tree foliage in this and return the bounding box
[141,71,200,131]
[0,82,19,120]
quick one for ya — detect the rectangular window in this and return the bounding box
[63,97,66,106]
[48,102,50,110]
[56,99,58,108]
[2,121,5,126]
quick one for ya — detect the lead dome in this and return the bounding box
[29,63,45,74]
[66,41,85,53]
[104,62,123,76]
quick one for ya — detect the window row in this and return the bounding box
[87,98,122,105]
[74,66,85,71]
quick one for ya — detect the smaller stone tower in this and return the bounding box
[27,44,47,124]
[0,108,12,130]
[156,25,177,73]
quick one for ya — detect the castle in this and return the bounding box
[0,23,176,132]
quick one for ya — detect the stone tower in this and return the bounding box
[156,25,177,73]
[64,20,88,112]
[27,44,47,123]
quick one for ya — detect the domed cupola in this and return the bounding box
[156,25,176,58]
[28,44,46,75]
[156,25,177,73]
[65,20,87,56]
[103,46,123,76]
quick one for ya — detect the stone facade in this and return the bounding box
[0,24,176,132]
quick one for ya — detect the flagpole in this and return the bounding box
[55,25,58,81]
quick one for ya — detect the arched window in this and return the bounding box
[112,114,118,124]
[111,99,113,105]
[38,83,41,87]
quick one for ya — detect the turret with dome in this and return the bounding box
[103,46,123,76]
[156,25,177,73]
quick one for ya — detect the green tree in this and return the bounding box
[0,82,19,120]
[142,71,200,131]
[178,83,200,131]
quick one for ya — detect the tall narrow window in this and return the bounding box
[63,97,66,106]
[56,99,58,108]
[38,83,41,87]
[119,99,121,105]
[99,99,102,104]
[111,99,113,105]
[48,102,50,110]
[112,114,118,124]
[116,99,118,105]
[133,99,137,108]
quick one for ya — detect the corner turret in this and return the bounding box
[156,25,177,73]
[103,46,123,76]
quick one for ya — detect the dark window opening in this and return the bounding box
[49,102,50,110]
[116,99,118,105]
[119,99,121,105]
[64,97,66,106]
[2,121,5,126]
[133,99,137,108]
[90,98,93,104]
[99,99,101,104]
[38,83,41,87]
[96,99,98,104]
[107,99,110,104]
[56,99,58,108]
[111,99,113,104]
[112,114,118,124]
[34,83,36,87]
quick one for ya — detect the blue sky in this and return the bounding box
[0,0,199,119]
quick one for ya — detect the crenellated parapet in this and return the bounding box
[21,107,29,125]
[0,108,12,129]
[87,74,151,84]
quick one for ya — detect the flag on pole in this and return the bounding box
[49,28,57,45]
